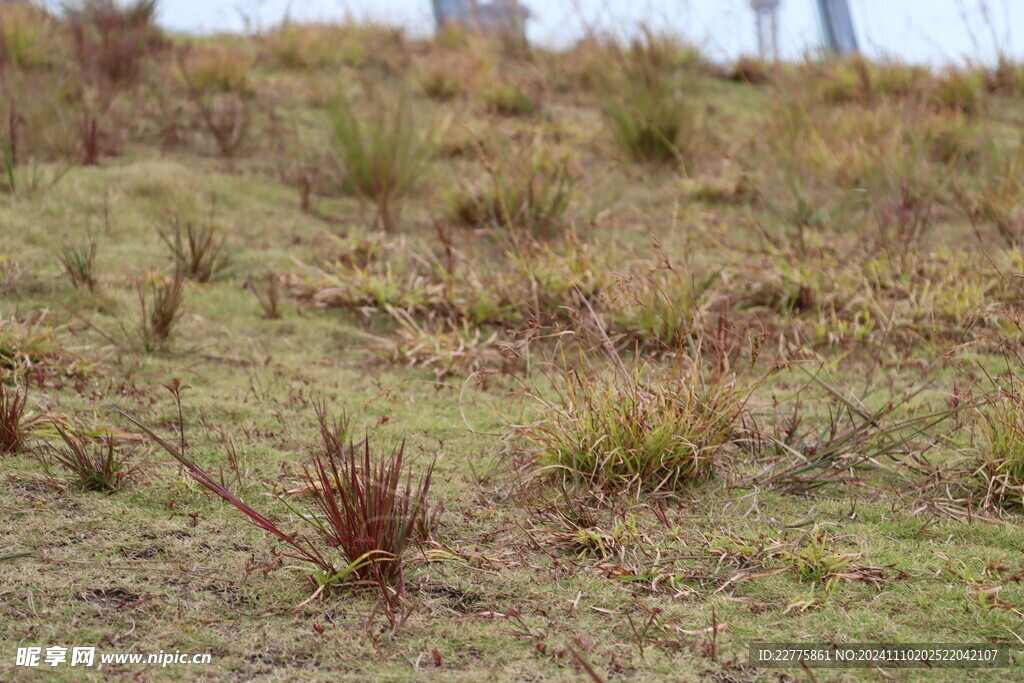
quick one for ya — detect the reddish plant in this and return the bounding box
[0,381,29,454]
[112,396,436,610]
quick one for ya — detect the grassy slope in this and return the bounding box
[2,34,1024,682]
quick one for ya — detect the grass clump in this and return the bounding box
[933,67,985,116]
[0,2,54,70]
[263,21,405,71]
[159,215,230,282]
[448,137,575,239]
[177,43,251,95]
[959,143,1024,248]
[246,273,281,320]
[133,266,186,350]
[480,81,536,117]
[65,0,166,88]
[605,254,714,348]
[0,381,29,454]
[601,34,700,165]
[788,529,853,588]
[420,67,462,101]
[116,399,435,619]
[41,425,134,492]
[972,387,1024,508]
[57,238,99,291]
[327,89,435,230]
[301,433,435,592]
[516,346,755,495]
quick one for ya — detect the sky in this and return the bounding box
[140,0,1021,65]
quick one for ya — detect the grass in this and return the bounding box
[246,273,281,319]
[66,0,165,89]
[115,395,435,622]
[301,433,435,592]
[601,33,701,165]
[972,383,1024,509]
[159,214,230,282]
[448,136,576,239]
[2,14,1024,681]
[326,88,435,231]
[480,80,537,117]
[0,2,53,70]
[514,343,756,495]
[0,381,29,454]
[132,266,186,350]
[40,425,134,492]
[57,237,99,290]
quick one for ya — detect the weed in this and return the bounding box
[0,381,29,454]
[177,51,253,157]
[761,365,955,492]
[0,257,20,294]
[515,344,757,495]
[263,21,405,72]
[114,399,435,622]
[532,510,639,560]
[604,253,714,349]
[246,274,281,320]
[933,67,985,116]
[787,529,853,589]
[41,425,134,492]
[813,57,924,105]
[159,214,230,282]
[728,56,772,85]
[420,64,462,101]
[601,33,700,165]
[448,137,575,239]
[327,89,435,230]
[986,55,1024,95]
[314,396,350,462]
[958,143,1024,247]
[57,238,99,291]
[873,177,934,266]
[132,266,186,350]
[66,0,166,89]
[422,72,461,102]
[480,81,536,117]
[299,434,435,593]
[370,309,499,379]
[1,98,67,195]
[0,314,64,375]
[0,2,53,70]
[177,44,251,95]
[971,385,1024,508]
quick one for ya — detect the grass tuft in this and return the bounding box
[133,266,186,350]
[972,386,1024,508]
[159,215,230,282]
[65,0,165,88]
[41,425,134,492]
[515,344,756,495]
[57,238,99,291]
[327,89,435,230]
[448,136,575,239]
[0,381,29,454]
[114,399,435,621]
[246,273,281,320]
[480,81,537,117]
[600,34,700,166]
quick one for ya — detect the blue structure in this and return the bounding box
[431,0,474,29]
[431,0,530,41]
[817,0,859,55]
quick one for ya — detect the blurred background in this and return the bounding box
[128,0,1024,65]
